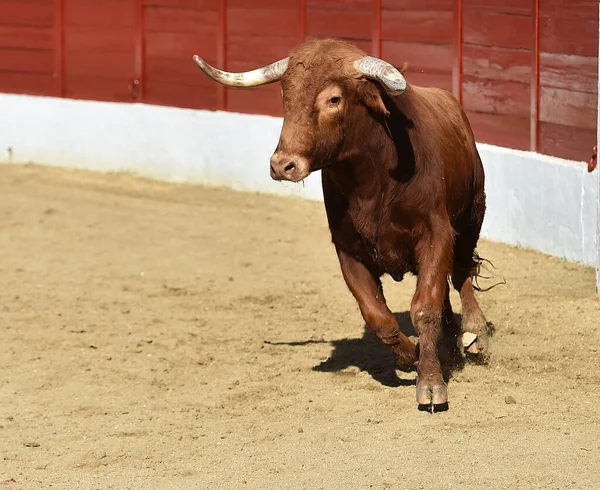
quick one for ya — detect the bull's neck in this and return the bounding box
[326,118,398,202]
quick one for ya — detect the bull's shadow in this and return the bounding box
[312,312,417,387]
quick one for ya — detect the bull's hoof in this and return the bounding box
[416,380,448,413]
[462,309,489,356]
[391,338,419,368]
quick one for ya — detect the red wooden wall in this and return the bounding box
[0,0,597,162]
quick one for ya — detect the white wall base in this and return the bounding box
[1,93,598,269]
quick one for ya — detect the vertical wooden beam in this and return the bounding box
[453,0,463,104]
[133,0,144,101]
[217,0,227,111]
[372,0,382,58]
[596,2,600,293]
[530,0,540,152]
[53,0,64,98]
[299,0,306,44]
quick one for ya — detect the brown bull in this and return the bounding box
[193,39,489,412]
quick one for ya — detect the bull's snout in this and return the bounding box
[269,152,310,182]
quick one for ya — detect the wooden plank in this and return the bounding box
[146,56,218,87]
[227,35,299,64]
[145,30,217,59]
[64,26,135,52]
[540,53,597,94]
[538,122,597,162]
[64,50,134,78]
[229,0,301,7]
[382,40,453,72]
[306,0,371,9]
[0,1,54,27]
[144,6,217,33]
[462,76,530,117]
[0,47,54,73]
[228,7,300,38]
[0,26,54,50]
[64,0,135,27]
[143,0,218,9]
[64,76,132,101]
[466,111,531,150]
[463,9,533,50]
[462,44,531,84]
[382,9,453,44]
[0,71,56,96]
[382,0,453,9]
[539,16,598,57]
[539,86,597,130]
[461,0,532,16]
[538,0,598,20]
[227,85,284,117]
[144,81,218,110]
[306,8,371,40]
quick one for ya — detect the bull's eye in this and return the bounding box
[329,96,341,105]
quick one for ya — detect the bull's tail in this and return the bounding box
[470,250,506,292]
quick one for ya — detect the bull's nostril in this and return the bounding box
[284,162,296,173]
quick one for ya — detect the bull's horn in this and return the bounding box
[192,55,289,87]
[354,56,407,95]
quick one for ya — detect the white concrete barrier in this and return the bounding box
[0,92,598,269]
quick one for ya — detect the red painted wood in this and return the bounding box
[540,53,598,94]
[530,0,539,151]
[134,0,144,101]
[54,0,64,97]
[463,9,533,50]
[0,72,56,96]
[462,76,531,118]
[383,40,453,72]
[144,6,218,32]
[227,84,283,117]
[466,111,531,150]
[0,1,54,27]
[144,81,218,111]
[0,25,54,50]
[143,0,218,8]
[145,30,217,59]
[462,0,532,16]
[539,122,597,162]
[539,16,598,58]
[227,35,299,64]
[453,0,462,102]
[372,0,381,57]
[299,0,306,43]
[462,44,531,84]
[228,7,300,38]
[217,0,226,110]
[0,48,54,74]
[64,0,135,27]
[306,8,372,40]
[382,9,453,44]
[383,0,453,9]
[308,0,371,8]
[539,87,597,130]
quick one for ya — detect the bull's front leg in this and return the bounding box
[411,227,454,412]
[336,248,418,367]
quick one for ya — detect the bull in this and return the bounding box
[193,39,489,412]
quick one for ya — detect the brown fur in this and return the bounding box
[274,39,489,410]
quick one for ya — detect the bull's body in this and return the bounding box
[194,39,490,411]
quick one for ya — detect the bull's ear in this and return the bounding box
[357,80,390,118]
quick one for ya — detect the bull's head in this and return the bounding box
[193,40,406,182]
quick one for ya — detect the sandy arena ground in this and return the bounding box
[1,163,599,489]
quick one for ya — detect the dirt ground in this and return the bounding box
[1,163,599,489]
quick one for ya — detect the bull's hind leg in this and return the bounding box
[336,248,418,367]
[452,193,489,356]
